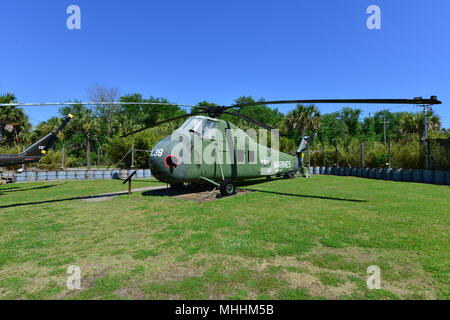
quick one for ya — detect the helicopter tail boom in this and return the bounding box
[21,114,73,157]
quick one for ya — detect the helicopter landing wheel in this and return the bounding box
[220,179,236,197]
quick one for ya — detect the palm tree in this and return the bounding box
[399,111,441,140]
[0,93,32,148]
[285,104,321,138]
[59,103,101,169]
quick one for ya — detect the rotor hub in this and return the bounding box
[204,106,227,118]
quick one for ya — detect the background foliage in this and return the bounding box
[1,87,449,170]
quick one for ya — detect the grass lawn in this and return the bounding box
[0,176,448,300]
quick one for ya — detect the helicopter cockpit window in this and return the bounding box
[202,120,217,140]
[180,117,205,135]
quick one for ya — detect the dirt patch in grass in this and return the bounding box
[283,272,355,299]
[297,245,439,299]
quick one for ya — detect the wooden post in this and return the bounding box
[123,170,136,195]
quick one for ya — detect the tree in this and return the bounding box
[87,85,120,138]
[59,103,100,168]
[232,96,284,129]
[0,93,32,148]
[30,117,64,142]
[340,107,362,138]
[339,107,363,149]
[118,94,186,137]
[317,112,347,147]
[361,114,377,142]
[285,104,321,142]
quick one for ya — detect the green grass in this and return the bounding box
[0,176,448,300]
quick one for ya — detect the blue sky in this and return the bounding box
[1,0,449,127]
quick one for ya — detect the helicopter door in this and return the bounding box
[200,120,220,178]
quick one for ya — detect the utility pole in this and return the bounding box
[388,140,392,168]
[383,114,390,146]
[422,105,432,169]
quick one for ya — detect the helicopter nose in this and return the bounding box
[149,138,188,183]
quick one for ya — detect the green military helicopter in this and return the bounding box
[119,96,441,196]
[2,96,441,196]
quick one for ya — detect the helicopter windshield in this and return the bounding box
[180,117,205,133]
[179,117,217,138]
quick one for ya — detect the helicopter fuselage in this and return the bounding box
[148,116,299,185]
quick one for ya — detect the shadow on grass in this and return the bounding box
[141,178,367,203]
[0,192,128,209]
[235,178,367,202]
[0,177,366,208]
[240,188,367,202]
[142,185,207,197]
[0,184,60,195]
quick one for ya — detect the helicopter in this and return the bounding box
[1,96,441,196]
[0,114,73,167]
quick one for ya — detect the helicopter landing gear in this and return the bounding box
[219,179,236,197]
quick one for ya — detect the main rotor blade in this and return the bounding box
[229,97,442,108]
[0,102,196,108]
[223,111,283,135]
[120,112,202,138]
